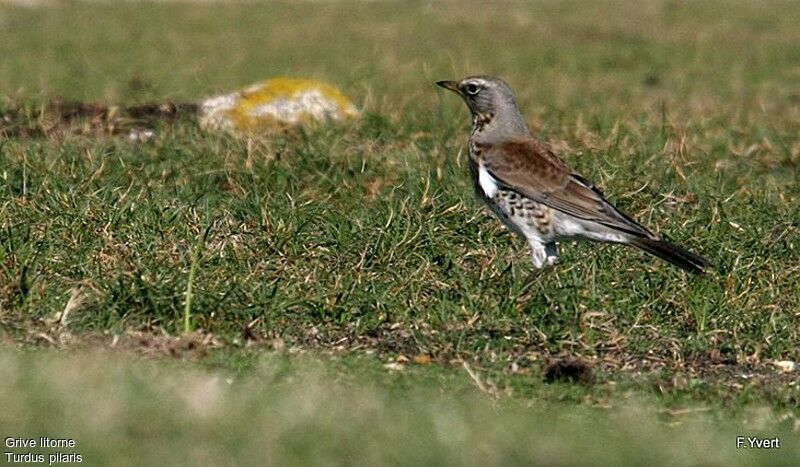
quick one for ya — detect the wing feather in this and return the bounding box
[479,139,653,238]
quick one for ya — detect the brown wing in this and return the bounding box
[479,139,654,238]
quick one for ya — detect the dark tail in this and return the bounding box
[628,237,712,275]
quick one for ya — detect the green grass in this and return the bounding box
[1,350,798,466]
[1,0,799,463]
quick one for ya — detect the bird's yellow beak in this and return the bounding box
[436,80,461,94]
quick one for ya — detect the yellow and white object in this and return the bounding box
[198,78,359,133]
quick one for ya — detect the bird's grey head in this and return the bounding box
[436,75,529,138]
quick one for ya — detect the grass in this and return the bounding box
[2,351,798,465]
[1,0,799,463]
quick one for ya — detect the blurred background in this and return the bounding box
[3,0,798,116]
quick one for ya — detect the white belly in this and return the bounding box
[550,211,628,243]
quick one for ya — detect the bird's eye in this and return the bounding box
[464,83,480,95]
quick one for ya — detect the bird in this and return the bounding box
[436,75,711,274]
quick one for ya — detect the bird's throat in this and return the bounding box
[471,111,494,136]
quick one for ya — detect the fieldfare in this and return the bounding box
[436,75,711,274]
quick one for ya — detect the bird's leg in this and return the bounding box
[527,238,549,269]
[544,242,559,266]
[520,240,559,285]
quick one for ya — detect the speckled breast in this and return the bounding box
[490,189,555,240]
